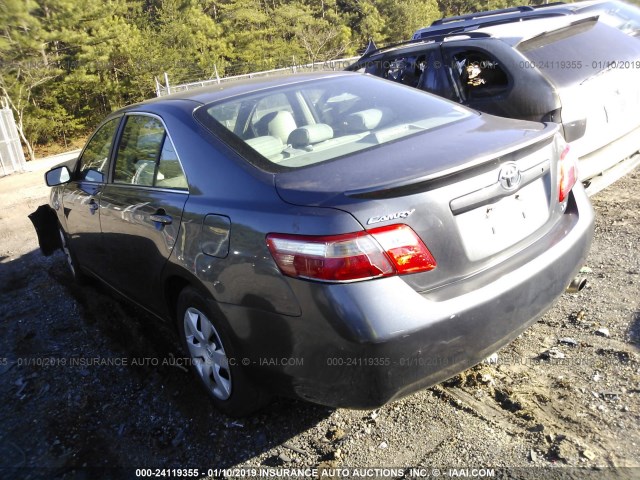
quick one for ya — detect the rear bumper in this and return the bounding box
[218,185,594,408]
[578,124,640,196]
[584,153,640,197]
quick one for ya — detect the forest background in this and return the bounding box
[1,0,633,157]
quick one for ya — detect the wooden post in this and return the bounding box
[164,72,171,95]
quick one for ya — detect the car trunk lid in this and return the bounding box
[275,115,564,292]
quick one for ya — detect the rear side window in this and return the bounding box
[156,136,189,190]
[449,50,509,99]
[78,117,120,182]
[113,115,188,190]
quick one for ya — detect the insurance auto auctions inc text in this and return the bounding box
[205,467,495,478]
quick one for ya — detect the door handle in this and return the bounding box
[89,199,99,215]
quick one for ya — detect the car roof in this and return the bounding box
[472,12,601,46]
[349,12,600,66]
[411,0,618,39]
[412,3,574,39]
[349,32,493,63]
[136,71,354,107]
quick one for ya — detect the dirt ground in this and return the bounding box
[0,159,638,479]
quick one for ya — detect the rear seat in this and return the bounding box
[246,108,396,163]
[245,135,285,162]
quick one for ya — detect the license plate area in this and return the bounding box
[454,177,550,261]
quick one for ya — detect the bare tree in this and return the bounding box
[0,62,60,161]
[1,83,35,161]
[296,24,351,66]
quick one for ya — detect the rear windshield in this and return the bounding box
[590,1,640,37]
[194,74,470,170]
[517,18,640,87]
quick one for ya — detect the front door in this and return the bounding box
[63,116,121,275]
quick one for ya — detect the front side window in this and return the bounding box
[78,117,120,182]
[195,74,471,170]
[113,115,188,190]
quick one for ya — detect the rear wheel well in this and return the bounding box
[164,275,191,324]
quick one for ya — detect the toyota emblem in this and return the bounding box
[498,162,522,191]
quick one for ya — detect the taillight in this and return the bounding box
[558,143,578,203]
[266,224,436,282]
[369,224,437,274]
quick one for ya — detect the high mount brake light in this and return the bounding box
[266,224,436,282]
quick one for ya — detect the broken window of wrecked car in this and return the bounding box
[452,52,509,98]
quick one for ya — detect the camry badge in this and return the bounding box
[498,162,521,191]
[367,209,415,225]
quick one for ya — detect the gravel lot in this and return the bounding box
[0,159,638,479]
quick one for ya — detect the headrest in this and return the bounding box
[344,108,393,132]
[267,111,297,143]
[288,124,334,148]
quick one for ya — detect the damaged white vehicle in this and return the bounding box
[349,13,640,195]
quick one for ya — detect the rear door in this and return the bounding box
[99,113,189,310]
[63,116,121,274]
[440,44,511,115]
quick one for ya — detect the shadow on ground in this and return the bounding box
[0,249,332,474]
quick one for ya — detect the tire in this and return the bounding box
[176,287,270,417]
[58,226,87,284]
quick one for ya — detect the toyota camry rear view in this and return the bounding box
[36,72,594,416]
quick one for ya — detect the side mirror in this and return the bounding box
[45,166,71,186]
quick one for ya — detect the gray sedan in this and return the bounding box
[37,72,594,416]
